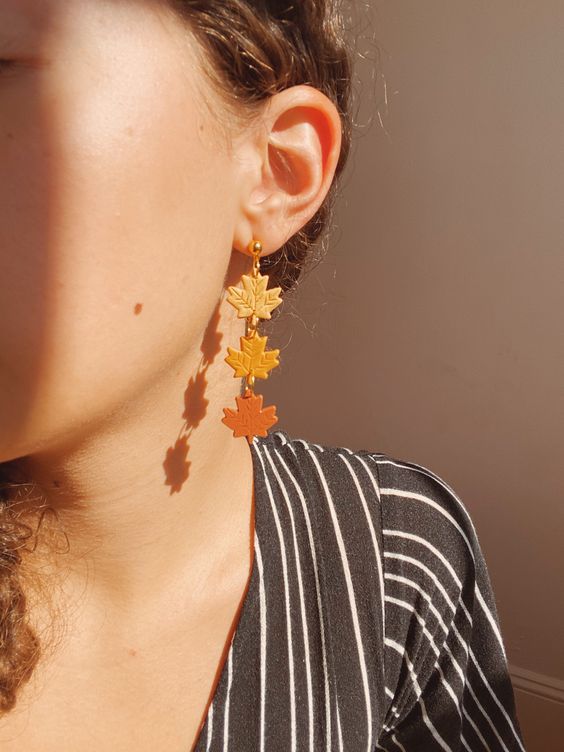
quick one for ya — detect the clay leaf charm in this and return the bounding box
[227,273,283,320]
[225,334,280,380]
[222,390,278,443]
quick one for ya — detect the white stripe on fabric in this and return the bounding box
[384,529,473,626]
[380,485,507,661]
[385,696,401,721]
[385,638,453,752]
[379,487,476,561]
[467,647,526,752]
[384,572,466,685]
[475,585,508,660]
[462,705,495,751]
[263,445,315,752]
[384,533,521,747]
[391,732,408,752]
[385,573,452,638]
[384,596,462,718]
[308,449,374,752]
[255,531,267,752]
[222,648,233,751]
[371,457,479,537]
[336,696,344,752]
[206,702,213,752]
[338,453,386,647]
[379,728,408,752]
[384,552,459,616]
[274,446,332,752]
[253,442,297,752]
[384,595,511,752]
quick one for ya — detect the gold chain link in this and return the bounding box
[245,240,263,391]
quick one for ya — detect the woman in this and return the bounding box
[0,1,526,750]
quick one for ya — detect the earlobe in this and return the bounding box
[232,85,342,257]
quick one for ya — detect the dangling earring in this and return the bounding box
[221,240,283,444]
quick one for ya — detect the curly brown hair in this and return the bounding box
[0,0,357,715]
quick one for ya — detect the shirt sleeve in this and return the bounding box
[370,453,527,751]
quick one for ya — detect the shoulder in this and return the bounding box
[259,427,474,531]
[258,428,486,606]
[255,432,523,748]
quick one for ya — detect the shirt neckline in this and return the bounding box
[192,430,275,750]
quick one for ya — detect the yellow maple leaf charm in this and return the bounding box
[227,273,283,320]
[225,333,280,380]
[222,390,278,443]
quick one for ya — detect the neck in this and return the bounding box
[13,304,255,616]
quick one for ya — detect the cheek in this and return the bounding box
[0,44,235,456]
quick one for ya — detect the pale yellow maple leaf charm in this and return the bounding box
[227,273,283,320]
[225,334,280,379]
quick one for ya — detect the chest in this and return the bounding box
[0,601,240,752]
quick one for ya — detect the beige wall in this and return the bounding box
[262,1,564,747]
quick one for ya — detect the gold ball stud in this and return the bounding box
[248,240,262,256]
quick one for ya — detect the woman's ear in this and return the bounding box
[231,84,342,258]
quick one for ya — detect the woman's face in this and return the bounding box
[0,0,247,461]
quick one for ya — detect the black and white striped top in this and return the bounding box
[193,429,526,751]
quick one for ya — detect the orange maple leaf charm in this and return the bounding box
[222,389,278,443]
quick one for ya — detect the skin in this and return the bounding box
[0,0,341,748]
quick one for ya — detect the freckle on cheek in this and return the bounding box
[134,303,143,315]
